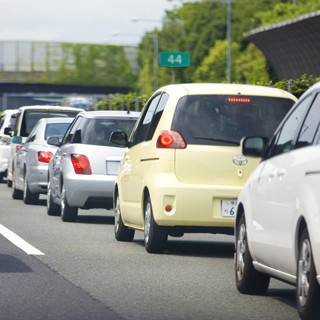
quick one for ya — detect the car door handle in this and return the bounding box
[277,168,286,177]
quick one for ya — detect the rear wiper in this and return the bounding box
[194,136,239,146]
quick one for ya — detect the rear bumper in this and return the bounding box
[28,164,49,194]
[148,172,241,231]
[64,173,116,209]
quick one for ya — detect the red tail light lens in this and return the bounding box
[15,145,23,153]
[71,154,92,175]
[228,97,251,102]
[156,130,186,149]
[38,151,53,163]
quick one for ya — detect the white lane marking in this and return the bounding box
[0,224,44,255]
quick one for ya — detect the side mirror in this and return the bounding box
[241,136,269,157]
[47,136,60,147]
[12,136,22,144]
[4,127,13,136]
[110,131,128,147]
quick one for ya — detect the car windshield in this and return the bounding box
[81,118,137,147]
[45,123,72,140]
[171,94,295,146]
[21,110,79,137]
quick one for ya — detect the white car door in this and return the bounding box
[249,93,312,270]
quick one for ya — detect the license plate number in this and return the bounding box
[222,200,237,217]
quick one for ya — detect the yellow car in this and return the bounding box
[111,83,297,253]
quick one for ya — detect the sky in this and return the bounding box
[0,0,181,46]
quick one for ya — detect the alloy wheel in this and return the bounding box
[297,238,311,307]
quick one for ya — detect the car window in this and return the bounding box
[130,93,162,146]
[0,114,5,130]
[25,121,40,143]
[147,92,168,140]
[20,110,79,137]
[266,94,312,158]
[81,118,137,147]
[45,123,72,140]
[61,116,84,145]
[69,117,88,143]
[171,94,295,146]
[295,93,320,149]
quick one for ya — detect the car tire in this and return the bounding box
[235,214,270,294]
[47,182,60,216]
[114,193,134,241]
[7,178,12,187]
[296,227,320,320]
[61,183,78,222]
[144,195,168,254]
[12,179,23,200]
[23,174,39,204]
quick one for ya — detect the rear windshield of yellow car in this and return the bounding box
[171,95,295,146]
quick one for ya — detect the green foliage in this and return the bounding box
[233,43,270,84]
[256,1,320,26]
[192,40,240,83]
[96,92,149,111]
[273,74,320,97]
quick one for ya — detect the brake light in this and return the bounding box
[228,97,251,102]
[70,154,92,175]
[15,145,23,153]
[38,151,53,163]
[156,130,186,149]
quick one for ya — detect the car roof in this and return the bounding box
[78,110,140,119]
[157,83,297,100]
[37,117,75,124]
[17,105,81,112]
[2,109,19,115]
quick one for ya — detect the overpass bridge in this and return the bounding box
[0,82,130,110]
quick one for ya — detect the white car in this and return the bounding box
[6,105,81,187]
[234,82,320,319]
[0,109,18,182]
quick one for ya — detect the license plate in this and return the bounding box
[222,200,237,217]
[106,161,120,175]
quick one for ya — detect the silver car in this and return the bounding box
[47,110,140,222]
[12,117,74,204]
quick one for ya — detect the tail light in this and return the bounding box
[71,154,92,175]
[156,130,186,149]
[38,151,53,163]
[15,145,23,153]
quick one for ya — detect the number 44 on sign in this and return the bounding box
[159,51,190,67]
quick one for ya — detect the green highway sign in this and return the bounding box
[159,51,190,67]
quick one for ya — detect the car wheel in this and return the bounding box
[11,179,23,200]
[7,178,12,187]
[296,227,320,319]
[47,182,60,216]
[61,183,78,222]
[0,173,3,183]
[144,195,168,254]
[114,193,134,241]
[23,174,39,204]
[235,214,270,294]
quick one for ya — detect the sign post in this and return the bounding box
[159,51,190,83]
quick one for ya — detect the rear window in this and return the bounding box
[80,118,137,146]
[171,95,295,146]
[21,110,78,137]
[45,123,72,140]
